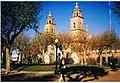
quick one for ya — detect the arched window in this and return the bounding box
[73,12,75,17]
[49,20,51,24]
[52,29,54,33]
[77,12,78,16]
[73,23,75,28]
[80,22,81,28]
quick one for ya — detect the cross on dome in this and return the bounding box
[75,2,78,8]
[48,11,52,16]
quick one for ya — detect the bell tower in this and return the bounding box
[70,2,84,38]
[44,11,56,34]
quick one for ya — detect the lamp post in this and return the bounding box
[55,39,58,75]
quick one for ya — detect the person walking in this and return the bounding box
[59,57,67,82]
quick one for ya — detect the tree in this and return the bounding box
[1,36,7,65]
[39,33,55,54]
[70,30,93,65]
[13,33,31,63]
[29,33,55,61]
[56,32,72,50]
[103,28,119,51]
[93,28,120,65]
[80,32,93,65]
[93,33,104,66]
[1,2,42,74]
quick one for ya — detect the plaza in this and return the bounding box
[1,1,120,82]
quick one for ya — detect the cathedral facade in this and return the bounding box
[44,2,85,37]
[42,2,120,65]
[44,11,56,34]
[43,3,87,64]
[70,2,84,39]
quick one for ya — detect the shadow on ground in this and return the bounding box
[1,65,109,82]
[1,73,59,82]
[65,66,109,82]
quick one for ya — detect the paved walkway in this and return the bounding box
[90,71,120,82]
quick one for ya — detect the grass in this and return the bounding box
[14,65,54,71]
[13,64,109,78]
[17,65,55,71]
[1,63,113,72]
[11,64,111,72]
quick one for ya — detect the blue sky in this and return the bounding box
[26,1,120,37]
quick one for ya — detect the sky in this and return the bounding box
[26,1,120,38]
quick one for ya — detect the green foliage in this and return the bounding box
[1,2,42,45]
[93,28,120,51]
[102,28,119,50]
[14,33,31,51]
[1,2,42,73]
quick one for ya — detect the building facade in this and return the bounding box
[44,11,56,34]
[43,2,86,64]
[41,2,120,65]
[70,2,84,39]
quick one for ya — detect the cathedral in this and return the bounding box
[44,11,56,34]
[33,2,120,65]
[43,2,88,64]
[70,2,84,39]
[44,2,85,36]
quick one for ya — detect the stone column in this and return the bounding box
[81,55,84,65]
[100,54,102,66]
[106,52,108,64]
[83,51,87,65]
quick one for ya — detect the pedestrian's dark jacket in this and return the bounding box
[59,59,67,74]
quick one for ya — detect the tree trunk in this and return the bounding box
[5,43,10,74]
[83,51,87,65]
[17,54,21,64]
[81,54,84,65]
[42,49,45,63]
[100,54,102,66]
[3,51,6,65]
[106,51,108,64]
[20,53,23,64]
